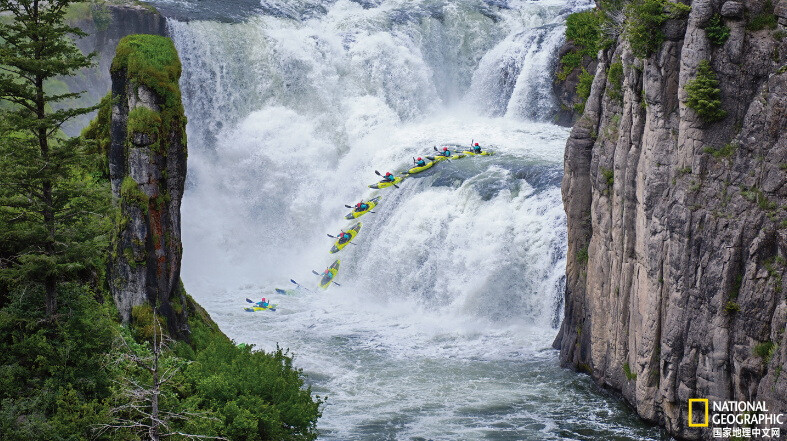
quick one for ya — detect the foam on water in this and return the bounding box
[164,0,662,438]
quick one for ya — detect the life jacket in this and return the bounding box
[385,173,394,181]
[416,159,426,166]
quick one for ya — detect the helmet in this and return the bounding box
[417,157,422,161]
[475,143,479,146]
[386,172,392,175]
[443,147,448,151]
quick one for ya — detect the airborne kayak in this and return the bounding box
[404,161,435,175]
[345,196,381,220]
[244,303,277,312]
[462,150,494,156]
[319,259,340,289]
[330,222,361,253]
[369,177,403,189]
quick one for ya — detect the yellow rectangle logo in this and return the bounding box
[688,399,709,427]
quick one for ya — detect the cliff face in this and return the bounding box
[554,0,787,439]
[108,35,190,338]
[63,2,167,135]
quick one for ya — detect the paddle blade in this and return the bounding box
[246,298,254,303]
[312,270,321,276]
[375,170,382,176]
[290,279,298,285]
[327,234,336,238]
[333,281,342,286]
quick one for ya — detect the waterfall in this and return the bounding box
[146,1,660,439]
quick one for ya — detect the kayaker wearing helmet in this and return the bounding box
[472,142,482,153]
[383,172,396,182]
[415,157,427,167]
[355,201,370,212]
[337,231,352,244]
[439,146,451,157]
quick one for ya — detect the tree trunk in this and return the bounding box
[33,0,57,317]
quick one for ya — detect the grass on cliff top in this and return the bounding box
[111,34,182,109]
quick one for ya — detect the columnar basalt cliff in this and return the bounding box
[553,0,787,439]
[108,34,190,338]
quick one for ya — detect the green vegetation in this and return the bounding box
[703,142,737,159]
[1,4,323,439]
[559,10,605,80]
[753,341,777,364]
[746,0,778,31]
[624,0,690,59]
[607,61,624,102]
[0,0,105,317]
[623,362,637,381]
[574,68,595,113]
[705,14,731,45]
[764,256,784,293]
[601,167,615,187]
[740,186,778,211]
[112,34,186,156]
[684,60,727,123]
[724,300,741,313]
[577,246,589,264]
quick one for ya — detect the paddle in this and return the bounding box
[432,145,452,162]
[311,271,341,286]
[290,279,315,293]
[374,170,399,188]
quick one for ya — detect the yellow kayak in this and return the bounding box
[427,154,466,162]
[330,222,361,254]
[462,150,494,156]
[404,161,436,175]
[345,196,381,220]
[369,177,403,189]
[319,260,340,289]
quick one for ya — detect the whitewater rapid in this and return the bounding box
[152,0,664,438]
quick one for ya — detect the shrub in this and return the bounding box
[703,142,737,158]
[705,14,730,45]
[684,60,726,122]
[607,61,624,101]
[753,341,777,364]
[573,68,595,113]
[559,10,604,80]
[601,167,615,186]
[623,362,637,380]
[577,246,589,264]
[746,0,778,31]
[625,0,669,58]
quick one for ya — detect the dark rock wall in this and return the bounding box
[108,35,190,339]
[554,0,787,439]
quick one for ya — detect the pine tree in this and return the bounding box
[0,0,110,316]
[684,60,727,123]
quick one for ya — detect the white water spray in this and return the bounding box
[159,0,661,438]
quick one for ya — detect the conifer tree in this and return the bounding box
[0,0,109,316]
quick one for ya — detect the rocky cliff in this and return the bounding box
[553,0,787,439]
[106,34,190,338]
[63,1,166,135]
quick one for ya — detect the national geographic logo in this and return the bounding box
[688,399,785,439]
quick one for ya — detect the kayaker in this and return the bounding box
[323,269,334,280]
[337,231,352,244]
[415,157,427,167]
[259,297,269,308]
[472,142,482,153]
[440,146,451,157]
[355,201,370,212]
[383,172,396,182]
